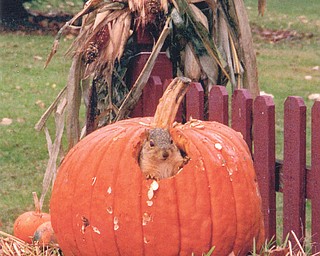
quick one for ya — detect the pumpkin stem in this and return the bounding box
[32,192,41,214]
[152,77,191,129]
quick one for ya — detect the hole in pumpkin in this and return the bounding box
[138,128,188,180]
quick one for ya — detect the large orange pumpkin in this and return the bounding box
[50,77,264,255]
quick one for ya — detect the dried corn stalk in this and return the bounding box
[38,0,261,205]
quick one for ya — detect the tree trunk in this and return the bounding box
[0,0,30,25]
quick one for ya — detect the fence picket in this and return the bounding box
[282,96,306,243]
[142,76,163,117]
[311,101,320,252]
[231,89,253,152]
[253,95,276,241]
[185,82,204,120]
[208,86,229,125]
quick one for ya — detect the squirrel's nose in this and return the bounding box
[162,151,169,159]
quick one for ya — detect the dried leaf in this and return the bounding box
[44,39,59,68]
[40,97,67,209]
[308,93,320,101]
[184,43,201,81]
[93,9,111,31]
[35,99,46,109]
[117,12,132,61]
[66,54,84,149]
[172,0,230,81]
[33,55,43,61]
[183,4,208,81]
[0,118,13,126]
[232,0,259,97]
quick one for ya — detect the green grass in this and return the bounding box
[24,0,84,14]
[0,0,320,249]
[245,0,320,161]
[0,34,73,232]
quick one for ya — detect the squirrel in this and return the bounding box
[139,128,186,180]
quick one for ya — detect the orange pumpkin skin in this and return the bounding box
[33,221,57,246]
[13,211,51,243]
[50,117,264,255]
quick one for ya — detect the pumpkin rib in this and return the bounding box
[171,128,213,255]
[195,124,263,253]
[185,129,238,253]
[94,124,135,255]
[51,140,96,255]
[88,128,130,256]
[91,123,145,255]
[174,127,213,252]
[206,124,263,251]
[87,127,125,255]
[234,150,264,251]
[58,129,125,255]
[174,127,238,254]
[71,132,119,255]
[142,177,181,254]
[187,125,239,253]
[112,125,146,255]
[173,177,182,254]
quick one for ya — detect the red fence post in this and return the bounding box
[128,52,172,117]
[208,86,229,125]
[283,96,306,244]
[253,95,276,241]
[141,76,164,117]
[231,89,253,152]
[311,101,320,252]
[185,82,204,120]
[131,76,164,117]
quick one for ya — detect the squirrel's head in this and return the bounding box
[145,128,174,160]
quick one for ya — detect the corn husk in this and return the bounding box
[184,43,201,81]
[183,4,209,81]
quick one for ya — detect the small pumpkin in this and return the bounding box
[14,192,51,243]
[33,221,57,246]
[50,77,264,255]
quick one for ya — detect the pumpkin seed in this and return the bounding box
[146,200,153,207]
[147,188,154,200]
[150,180,159,191]
[214,143,223,150]
[92,226,101,234]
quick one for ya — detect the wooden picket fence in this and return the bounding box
[127,52,320,252]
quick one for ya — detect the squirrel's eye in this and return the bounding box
[149,140,155,147]
[170,139,173,144]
